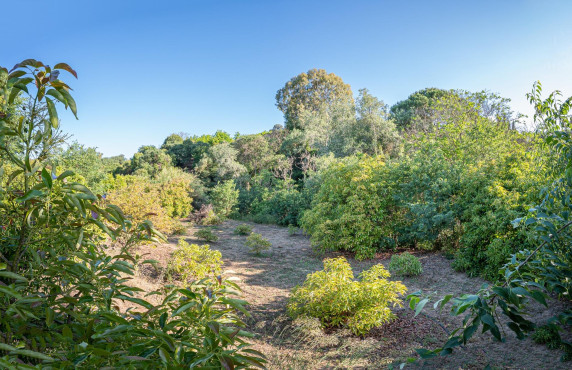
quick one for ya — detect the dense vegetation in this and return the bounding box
[1,60,570,366]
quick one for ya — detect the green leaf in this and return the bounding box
[0,271,28,282]
[41,168,53,189]
[45,97,59,128]
[11,349,54,362]
[414,298,429,317]
[58,87,78,119]
[16,189,44,202]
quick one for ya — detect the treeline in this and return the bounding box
[62,68,548,281]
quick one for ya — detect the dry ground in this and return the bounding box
[129,220,570,369]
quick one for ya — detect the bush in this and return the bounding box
[245,233,271,255]
[106,175,176,234]
[532,324,561,349]
[300,156,394,260]
[210,179,239,219]
[194,228,219,242]
[388,252,423,276]
[234,224,253,235]
[167,239,223,282]
[155,168,194,218]
[288,257,407,335]
[288,224,299,236]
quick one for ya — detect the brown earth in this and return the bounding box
[128,220,570,369]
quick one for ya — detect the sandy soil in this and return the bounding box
[128,220,570,369]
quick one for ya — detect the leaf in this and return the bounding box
[15,189,44,202]
[0,271,28,282]
[54,62,78,78]
[414,298,429,317]
[58,87,78,119]
[45,97,59,128]
[11,349,54,362]
[41,168,53,189]
[415,348,437,359]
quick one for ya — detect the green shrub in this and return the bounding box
[172,222,187,235]
[288,257,407,335]
[245,233,271,255]
[210,179,239,219]
[388,252,423,276]
[167,239,223,282]
[156,168,194,218]
[300,156,394,260]
[194,228,219,242]
[106,175,176,234]
[234,224,253,235]
[288,224,299,236]
[0,60,265,368]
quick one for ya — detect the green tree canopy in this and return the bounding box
[276,68,354,130]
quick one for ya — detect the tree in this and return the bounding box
[276,68,354,130]
[389,87,451,133]
[127,145,173,178]
[195,142,246,185]
[233,134,274,176]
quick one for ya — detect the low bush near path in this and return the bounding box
[288,257,407,335]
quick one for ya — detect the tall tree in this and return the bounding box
[276,68,354,130]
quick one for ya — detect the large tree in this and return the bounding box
[276,68,354,130]
[389,87,451,133]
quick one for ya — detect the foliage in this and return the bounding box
[55,141,125,193]
[0,59,264,368]
[288,257,407,335]
[276,68,354,130]
[389,87,452,132]
[106,175,176,234]
[245,233,271,255]
[167,239,223,282]
[388,252,423,276]
[196,142,246,186]
[194,227,219,242]
[234,224,253,235]
[210,179,239,219]
[406,82,572,364]
[124,145,173,178]
[154,167,194,218]
[300,155,393,260]
[288,224,299,236]
[532,324,561,349]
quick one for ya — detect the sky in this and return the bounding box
[2,0,572,157]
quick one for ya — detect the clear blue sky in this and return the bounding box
[3,0,571,157]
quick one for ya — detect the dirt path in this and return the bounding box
[133,220,570,369]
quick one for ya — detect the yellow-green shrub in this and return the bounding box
[245,233,271,255]
[194,228,219,242]
[300,156,393,260]
[288,257,407,335]
[167,239,223,282]
[106,175,175,234]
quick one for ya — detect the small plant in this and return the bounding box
[172,222,187,235]
[234,224,253,235]
[288,257,407,335]
[194,227,219,242]
[532,324,561,349]
[288,224,299,236]
[388,252,423,276]
[167,239,223,282]
[245,233,271,255]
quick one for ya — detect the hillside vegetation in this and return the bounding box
[1,61,570,367]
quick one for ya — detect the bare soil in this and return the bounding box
[129,220,570,369]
